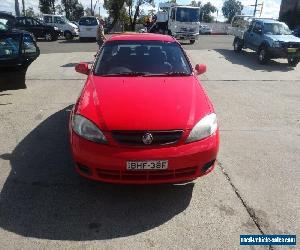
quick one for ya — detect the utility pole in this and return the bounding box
[253,0,258,16]
[91,0,93,16]
[22,0,25,16]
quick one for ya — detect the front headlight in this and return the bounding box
[72,114,107,143]
[54,26,59,30]
[186,113,218,143]
[272,41,282,48]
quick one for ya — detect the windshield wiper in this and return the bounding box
[164,72,191,76]
[102,72,147,76]
[141,72,191,77]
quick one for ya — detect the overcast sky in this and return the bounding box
[0,0,281,21]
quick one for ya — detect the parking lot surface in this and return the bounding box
[0,35,299,250]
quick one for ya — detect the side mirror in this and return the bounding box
[195,64,207,75]
[75,62,90,75]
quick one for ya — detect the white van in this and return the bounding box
[78,16,99,41]
[43,14,78,40]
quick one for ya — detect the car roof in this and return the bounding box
[80,16,97,19]
[254,19,281,24]
[108,33,176,42]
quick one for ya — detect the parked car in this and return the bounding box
[0,12,40,70]
[293,27,300,38]
[71,21,79,27]
[78,16,99,41]
[232,18,300,66]
[199,24,212,35]
[70,33,219,184]
[43,14,78,40]
[15,16,60,41]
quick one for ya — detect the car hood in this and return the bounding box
[68,22,77,29]
[265,34,300,43]
[76,76,212,131]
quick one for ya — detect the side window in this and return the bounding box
[17,18,26,25]
[248,21,254,32]
[22,34,37,54]
[25,18,33,26]
[44,16,52,23]
[170,9,175,20]
[0,36,20,57]
[31,19,40,26]
[253,22,263,34]
[54,17,59,24]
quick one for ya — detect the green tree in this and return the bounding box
[85,7,92,16]
[25,7,36,17]
[55,4,64,15]
[222,0,243,23]
[200,2,216,23]
[62,0,84,20]
[190,0,201,7]
[39,0,56,14]
[103,0,126,30]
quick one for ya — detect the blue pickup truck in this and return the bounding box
[233,18,300,67]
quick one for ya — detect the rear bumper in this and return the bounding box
[174,33,199,40]
[70,129,219,184]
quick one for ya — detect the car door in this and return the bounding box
[43,15,53,27]
[30,18,45,38]
[15,17,27,32]
[21,33,40,62]
[53,16,63,31]
[251,22,264,51]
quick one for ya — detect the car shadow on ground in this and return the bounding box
[0,106,193,240]
[0,68,27,92]
[215,49,294,72]
[59,39,96,44]
[61,62,93,67]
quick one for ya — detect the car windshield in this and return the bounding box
[79,17,98,26]
[0,22,7,31]
[264,23,292,35]
[0,34,20,59]
[176,8,200,22]
[0,17,15,31]
[94,41,192,76]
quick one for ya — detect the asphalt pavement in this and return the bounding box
[37,35,233,54]
[0,35,299,250]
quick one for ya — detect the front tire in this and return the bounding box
[258,47,269,65]
[190,40,195,44]
[45,32,53,41]
[233,38,243,53]
[288,58,299,67]
[65,31,73,40]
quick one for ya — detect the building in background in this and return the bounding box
[279,0,300,28]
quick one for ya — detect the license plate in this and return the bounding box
[86,28,92,31]
[288,48,297,53]
[126,160,168,170]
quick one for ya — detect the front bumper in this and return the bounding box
[72,30,79,36]
[70,129,219,184]
[174,33,199,41]
[268,47,300,59]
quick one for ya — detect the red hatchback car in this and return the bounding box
[70,33,219,184]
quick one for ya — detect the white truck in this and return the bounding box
[148,3,200,44]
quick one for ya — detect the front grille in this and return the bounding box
[96,167,197,181]
[112,130,183,146]
[282,43,300,49]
